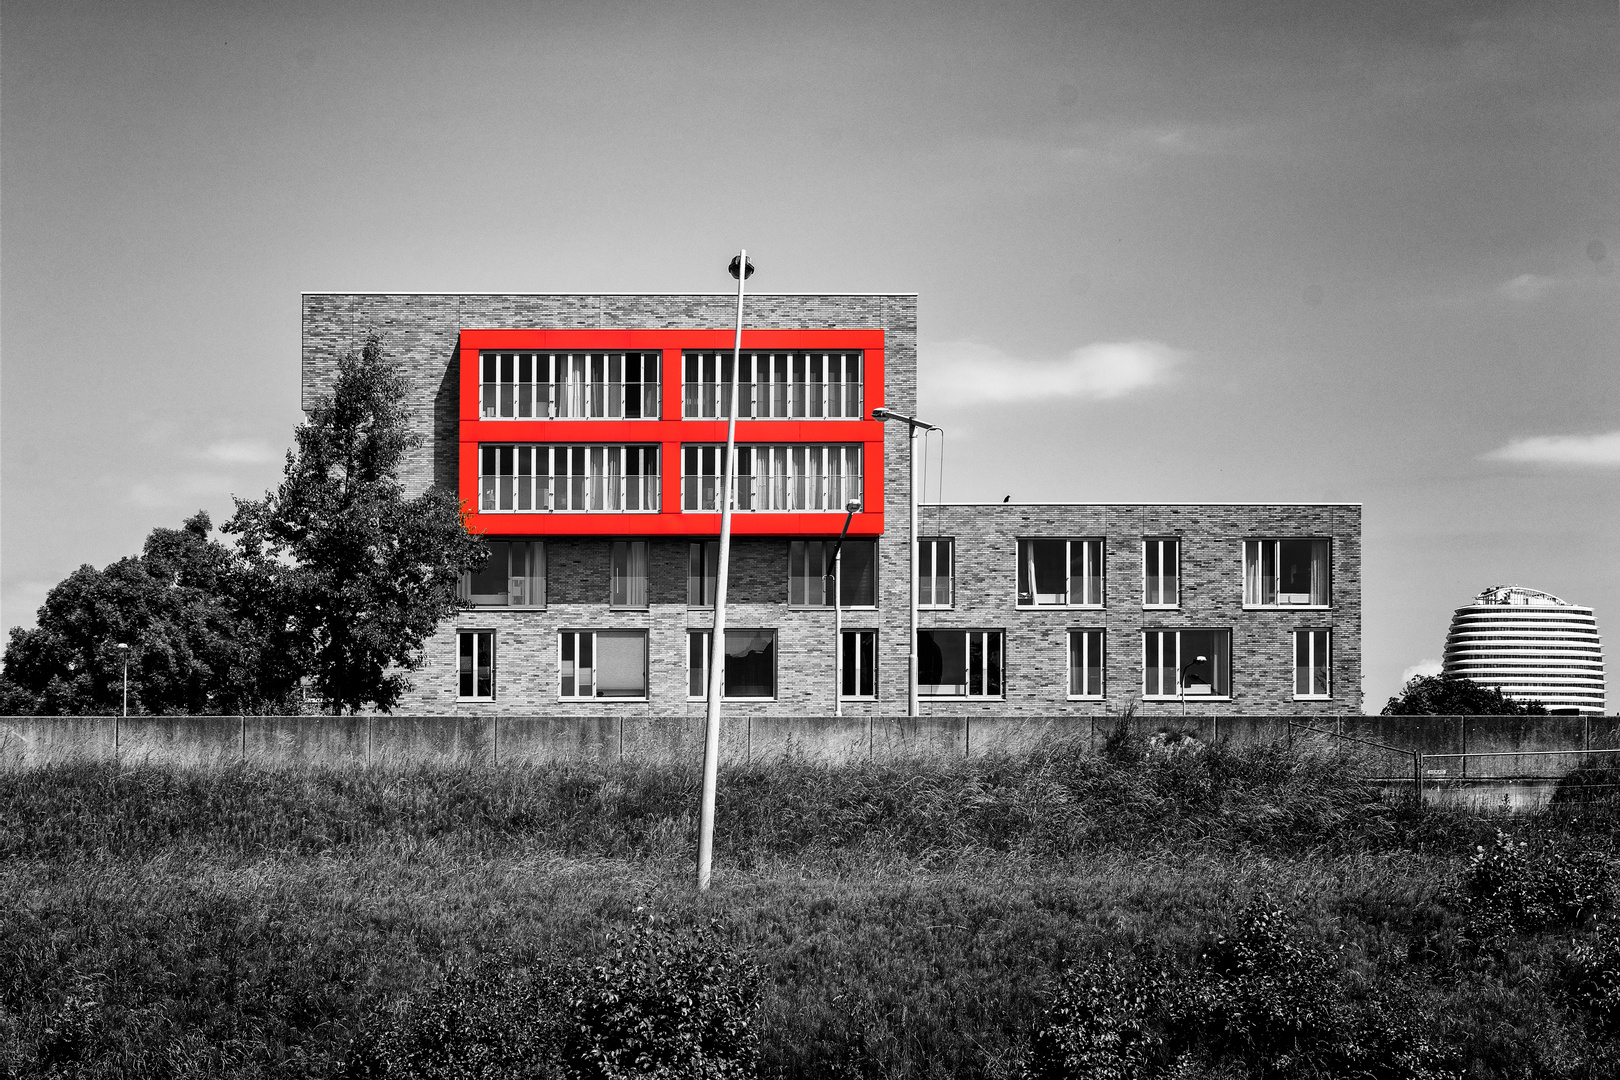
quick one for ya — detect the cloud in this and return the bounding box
[1485,431,1620,467]
[126,473,238,508]
[1400,659,1442,685]
[196,438,280,464]
[925,340,1186,409]
[1497,274,1561,302]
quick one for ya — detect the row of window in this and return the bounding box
[455,627,1334,702]
[477,351,865,421]
[460,537,1334,610]
[477,443,865,515]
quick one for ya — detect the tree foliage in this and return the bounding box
[1381,673,1548,716]
[2,332,485,716]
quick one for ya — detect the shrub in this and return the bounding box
[1551,761,1620,806]
[1026,953,1164,1080]
[1560,929,1620,1033]
[1455,832,1616,939]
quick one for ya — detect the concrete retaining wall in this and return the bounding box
[1,714,1614,775]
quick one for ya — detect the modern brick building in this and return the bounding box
[301,293,1362,717]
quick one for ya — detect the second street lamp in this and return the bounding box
[827,498,863,717]
[870,405,937,718]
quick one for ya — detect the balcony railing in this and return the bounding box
[480,381,661,420]
[681,472,863,513]
[479,475,661,513]
[682,381,863,420]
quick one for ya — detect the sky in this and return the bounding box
[3,0,1617,709]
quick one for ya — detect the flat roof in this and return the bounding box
[935,501,1361,508]
[302,291,919,297]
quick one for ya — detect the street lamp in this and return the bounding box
[827,498,863,717]
[870,405,938,718]
[697,249,754,893]
[117,643,130,717]
[1179,655,1207,718]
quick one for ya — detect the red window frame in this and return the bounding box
[459,328,886,537]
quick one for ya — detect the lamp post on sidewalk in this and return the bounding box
[697,250,753,893]
[1179,655,1207,718]
[117,643,130,717]
[871,406,937,717]
[828,498,863,717]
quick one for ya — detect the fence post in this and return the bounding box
[1413,750,1423,807]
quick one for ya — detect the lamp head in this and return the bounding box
[727,255,755,280]
[871,406,891,421]
[1195,655,1207,664]
[117,643,129,652]
[845,499,863,514]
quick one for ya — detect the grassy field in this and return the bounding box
[2,732,1617,1078]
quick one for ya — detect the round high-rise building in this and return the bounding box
[1442,585,1606,715]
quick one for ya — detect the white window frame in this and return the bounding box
[918,537,954,609]
[479,351,661,420]
[1142,628,1233,700]
[1068,628,1106,699]
[788,539,879,609]
[558,630,650,701]
[456,629,496,702]
[1242,539,1332,609]
[1142,538,1179,609]
[1294,629,1332,700]
[687,629,780,701]
[458,540,546,608]
[1016,538,1104,608]
[918,629,1005,699]
[682,444,862,513]
[840,629,878,700]
[681,350,863,420]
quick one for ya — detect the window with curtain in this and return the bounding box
[682,444,862,512]
[1243,540,1331,607]
[479,351,660,419]
[918,630,1003,698]
[1294,629,1331,698]
[1143,538,1179,608]
[682,350,862,419]
[1016,539,1103,607]
[457,630,495,701]
[478,444,660,513]
[919,538,954,608]
[1142,628,1232,698]
[787,540,877,607]
[559,630,647,699]
[687,629,777,699]
[841,630,877,699]
[687,541,720,607]
[458,541,546,607]
[610,541,648,609]
[1069,629,1105,698]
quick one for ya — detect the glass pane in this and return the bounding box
[969,634,984,696]
[918,542,934,606]
[594,632,647,698]
[475,633,493,699]
[1295,631,1311,696]
[724,630,775,698]
[986,633,1002,696]
[859,632,875,697]
[458,633,474,697]
[937,541,952,606]
[919,630,964,695]
[1019,539,1068,605]
[1072,540,1102,604]
[839,541,877,606]
[1277,540,1318,605]
[689,632,708,698]
[468,541,509,604]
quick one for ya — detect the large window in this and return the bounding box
[1295,629,1331,699]
[610,541,649,609]
[919,538,953,608]
[479,445,660,513]
[682,351,862,419]
[1016,539,1103,607]
[457,630,495,701]
[687,629,778,700]
[1143,629,1231,698]
[1244,539,1330,607]
[788,540,877,607]
[480,351,660,419]
[841,630,877,699]
[682,445,862,513]
[919,629,1003,698]
[1069,629,1105,698]
[559,630,649,700]
[1143,539,1179,608]
[459,540,545,607]
[687,541,720,607]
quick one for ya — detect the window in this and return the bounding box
[1143,538,1179,608]
[559,630,648,699]
[682,350,862,419]
[788,540,877,607]
[1016,539,1103,607]
[610,541,648,609]
[687,629,778,699]
[841,630,877,699]
[682,444,862,513]
[478,445,660,513]
[457,630,495,701]
[687,541,720,607]
[459,541,545,607]
[1244,539,1330,607]
[919,630,1003,698]
[919,538,953,608]
[479,351,660,419]
[1069,629,1105,698]
[1143,629,1232,698]
[1295,629,1331,698]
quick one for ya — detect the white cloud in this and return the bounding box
[196,438,280,464]
[1485,430,1620,467]
[1400,659,1443,685]
[925,339,1186,409]
[1498,273,1561,302]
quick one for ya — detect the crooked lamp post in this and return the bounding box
[1179,655,1207,718]
[827,498,863,717]
[870,406,937,717]
[697,250,753,893]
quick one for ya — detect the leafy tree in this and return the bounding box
[226,332,485,714]
[0,512,290,715]
[1381,673,1548,716]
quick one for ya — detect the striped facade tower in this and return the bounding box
[1443,585,1606,715]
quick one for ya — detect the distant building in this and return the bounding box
[1442,586,1606,715]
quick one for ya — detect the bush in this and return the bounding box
[1026,953,1164,1080]
[1455,832,1616,940]
[1560,929,1620,1033]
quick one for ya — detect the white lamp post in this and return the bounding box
[870,406,937,717]
[697,250,752,893]
[117,642,130,717]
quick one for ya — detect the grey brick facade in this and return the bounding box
[300,293,1362,718]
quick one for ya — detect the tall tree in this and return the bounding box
[226,332,485,714]
[1381,673,1548,716]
